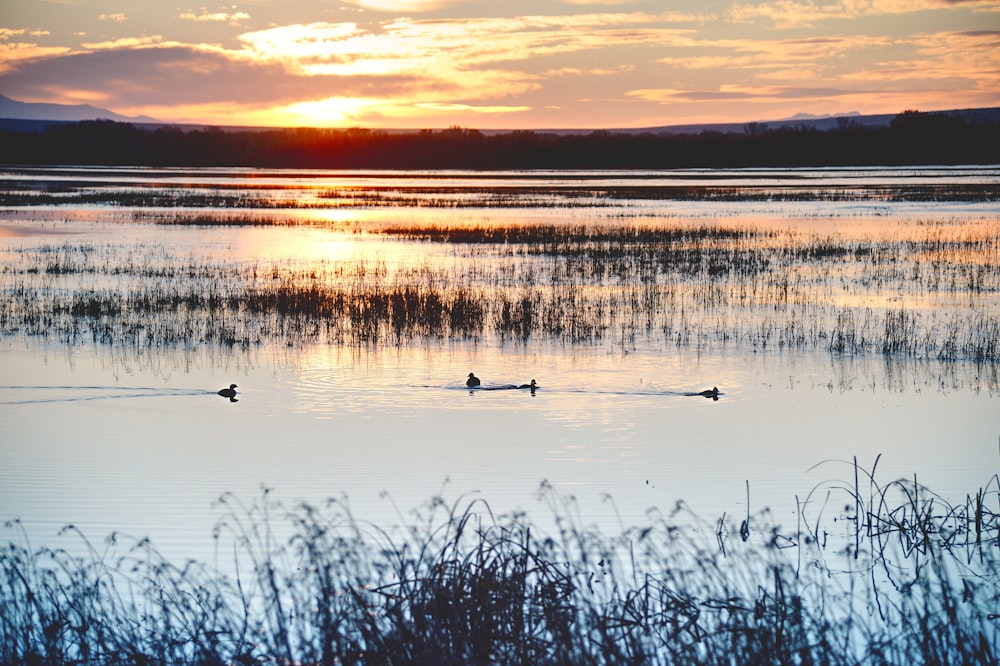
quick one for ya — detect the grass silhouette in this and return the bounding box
[2,464,998,665]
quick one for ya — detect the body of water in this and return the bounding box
[1,165,997,568]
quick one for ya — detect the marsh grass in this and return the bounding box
[2,217,998,362]
[3,179,998,209]
[2,467,997,665]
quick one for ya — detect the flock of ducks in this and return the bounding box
[217,378,719,400]
[466,373,719,399]
[466,373,535,390]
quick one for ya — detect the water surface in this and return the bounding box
[1,166,997,567]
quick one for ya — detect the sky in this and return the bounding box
[1,0,999,129]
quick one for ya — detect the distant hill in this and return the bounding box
[629,108,1000,135]
[0,93,157,124]
[1,92,997,137]
[527,108,1000,136]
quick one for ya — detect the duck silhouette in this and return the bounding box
[217,383,238,401]
[517,379,537,390]
[698,386,720,400]
[466,373,481,387]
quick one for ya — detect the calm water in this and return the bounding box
[1,166,997,567]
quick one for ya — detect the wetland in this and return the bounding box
[1,165,998,663]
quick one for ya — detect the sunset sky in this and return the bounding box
[2,0,998,129]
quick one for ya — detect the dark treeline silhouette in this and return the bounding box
[2,110,998,168]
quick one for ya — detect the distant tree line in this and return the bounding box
[2,110,998,168]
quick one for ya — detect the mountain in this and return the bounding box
[2,92,997,136]
[0,93,157,123]
[626,108,1000,135]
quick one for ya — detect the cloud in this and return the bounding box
[3,5,996,127]
[723,86,857,101]
[0,11,698,125]
[341,0,461,11]
[840,30,1000,101]
[561,0,639,5]
[98,13,128,23]
[238,14,698,77]
[0,29,70,74]
[0,29,50,39]
[729,0,1000,29]
[413,102,531,113]
[179,10,251,23]
[80,36,166,50]
[655,34,894,73]
[0,46,315,107]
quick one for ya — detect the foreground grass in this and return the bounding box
[2,466,998,665]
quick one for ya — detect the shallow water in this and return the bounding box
[0,166,997,567]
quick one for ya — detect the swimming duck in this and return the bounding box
[517,379,537,390]
[218,383,238,398]
[698,386,719,399]
[466,373,481,387]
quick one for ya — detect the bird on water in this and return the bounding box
[466,373,481,387]
[218,384,238,399]
[518,379,537,390]
[698,386,719,399]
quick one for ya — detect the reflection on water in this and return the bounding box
[1,337,995,568]
[0,166,997,568]
[0,385,217,405]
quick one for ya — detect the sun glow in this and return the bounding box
[277,97,388,126]
[3,0,998,129]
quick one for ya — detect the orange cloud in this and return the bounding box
[239,14,698,75]
[179,10,251,23]
[0,29,70,73]
[344,0,458,10]
[730,0,1000,29]
[80,36,167,50]
[2,3,995,128]
[656,34,894,74]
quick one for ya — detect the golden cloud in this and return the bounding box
[80,36,167,50]
[179,10,251,23]
[0,29,51,39]
[0,44,72,73]
[414,102,531,112]
[730,0,1000,29]
[656,34,894,72]
[343,0,458,11]
[840,30,1000,102]
[562,0,643,5]
[0,30,70,73]
[238,13,697,77]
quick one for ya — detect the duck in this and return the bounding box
[217,383,238,399]
[698,386,720,399]
[517,379,537,390]
[466,373,481,387]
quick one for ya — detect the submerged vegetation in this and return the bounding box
[2,466,998,665]
[1,214,998,362]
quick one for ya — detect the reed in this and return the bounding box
[4,180,998,209]
[2,468,997,665]
[2,217,997,363]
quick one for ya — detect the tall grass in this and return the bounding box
[3,179,998,209]
[2,218,998,362]
[2,467,998,665]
